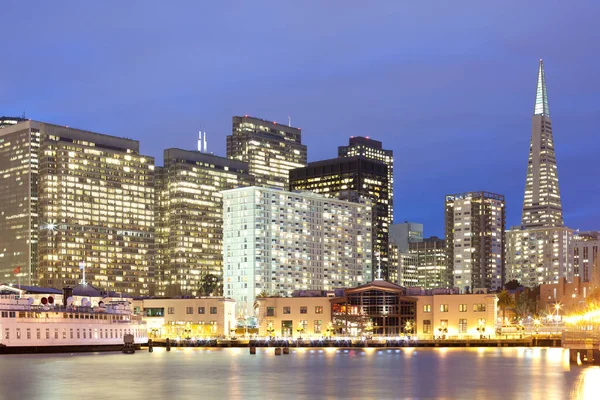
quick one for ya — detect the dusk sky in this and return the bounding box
[2,1,599,237]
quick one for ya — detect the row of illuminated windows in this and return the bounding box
[265,319,323,334]
[4,327,143,340]
[422,303,486,313]
[266,306,324,316]
[422,318,486,334]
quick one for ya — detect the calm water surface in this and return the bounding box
[0,347,598,399]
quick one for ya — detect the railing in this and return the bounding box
[0,304,132,315]
[562,331,600,347]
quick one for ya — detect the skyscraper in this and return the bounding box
[0,120,156,294]
[226,116,307,190]
[521,59,564,228]
[223,186,373,316]
[446,191,505,292]
[289,156,390,279]
[36,122,156,295]
[505,60,574,287]
[338,136,394,224]
[0,121,40,285]
[155,149,254,297]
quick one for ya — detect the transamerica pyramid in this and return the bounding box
[520,59,564,228]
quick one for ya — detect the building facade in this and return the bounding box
[255,281,498,338]
[256,295,334,338]
[289,156,389,279]
[409,236,450,290]
[506,60,574,287]
[32,121,155,296]
[538,277,592,315]
[573,231,600,284]
[133,297,236,338]
[0,122,40,285]
[505,227,574,287]
[445,192,505,292]
[389,222,423,253]
[155,149,254,297]
[226,116,307,190]
[338,137,394,226]
[222,186,373,316]
[413,292,497,339]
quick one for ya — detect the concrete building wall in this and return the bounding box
[414,293,497,338]
[133,298,236,338]
[538,277,592,315]
[256,297,333,338]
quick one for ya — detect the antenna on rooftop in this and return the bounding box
[288,116,291,127]
[198,131,202,152]
[203,131,207,153]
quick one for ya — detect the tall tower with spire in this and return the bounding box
[521,60,564,228]
[505,60,573,288]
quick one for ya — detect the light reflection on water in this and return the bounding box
[0,347,596,399]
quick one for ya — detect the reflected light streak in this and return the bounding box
[572,367,600,400]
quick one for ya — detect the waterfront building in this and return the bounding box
[226,116,307,190]
[505,60,574,287]
[222,186,373,316]
[331,280,417,336]
[255,281,497,338]
[255,295,334,338]
[389,222,423,253]
[0,120,155,295]
[155,149,254,297]
[409,236,451,290]
[289,156,389,279]
[413,290,497,339]
[572,231,600,284]
[445,191,505,292]
[132,297,236,339]
[338,136,394,226]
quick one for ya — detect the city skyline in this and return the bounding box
[1,2,598,238]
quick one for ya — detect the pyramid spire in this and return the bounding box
[534,59,550,116]
[521,60,563,228]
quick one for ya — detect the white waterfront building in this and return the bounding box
[222,187,373,316]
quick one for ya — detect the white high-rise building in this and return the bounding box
[445,192,505,292]
[506,60,575,287]
[222,187,373,316]
[505,227,573,287]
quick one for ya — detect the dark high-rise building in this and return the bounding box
[289,156,390,279]
[445,191,505,292]
[226,116,307,190]
[155,149,254,297]
[338,136,394,225]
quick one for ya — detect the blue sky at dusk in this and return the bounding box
[1,1,599,237]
